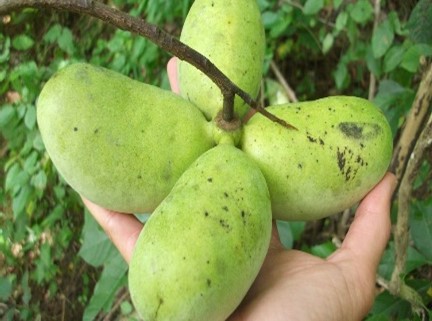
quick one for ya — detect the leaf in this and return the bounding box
[78,211,119,267]
[401,44,432,73]
[303,0,324,15]
[12,185,32,219]
[24,105,36,130]
[407,0,432,44]
[310,241,337,258]
[5,163,30,193]
[349,0,373,24]
[0,276,13,301]
[58,27,75,55]
[31,170,47,191]
[277,220,293,249]
[378,241,428,280]
[82,251,128,321]
[335,11,348,31]
[12,35,34,51]
[370,290,412,318]
[372,19,395,58]
[410,199,432,261]
[333,61,349,89]
[0,105,16,129]
[383,45,405,73]
[322,33,334,54]
[43,24,62,44]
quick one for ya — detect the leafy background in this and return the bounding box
[0,0,431,320]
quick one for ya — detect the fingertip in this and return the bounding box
[167,57,180,94]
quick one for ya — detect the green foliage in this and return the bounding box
[1,0,431,320]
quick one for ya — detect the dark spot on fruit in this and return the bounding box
[339,122,382,140]
[360,143,365,149]
[207,279,212,287]
[73,127,78,132]
[94,128,99,134]
[298,163,303,169]
[137,175,142,179]
[319,138,325,145]
[241,210,245,217]
[183,256,186,260]
[224,192,229,198]
[307,135,317,143]
[206,260,210,264]
[345,167,352,181]
[337,148,346,172]
[204,211,209,217]
[207,177,213,183]
[222,206,229,212]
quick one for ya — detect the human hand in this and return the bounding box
[82,58,397,320]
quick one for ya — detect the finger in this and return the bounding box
[82,197,143,264]
[167,57,180,94]
[336,172,397,268]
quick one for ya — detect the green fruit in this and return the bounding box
[129,144,272,321]
[178,0,265,120]
[241,96,393,221]
[37,63,214,213]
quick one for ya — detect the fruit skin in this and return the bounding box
[178,0,265,120]
[241,96,393,221]
[37,63,214,213]
[128,144,272,321]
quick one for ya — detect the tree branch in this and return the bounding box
[389,112,431,313]
[390,62,432,180]
[0,0,296,129]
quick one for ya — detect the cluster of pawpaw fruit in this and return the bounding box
[36,0,393,320]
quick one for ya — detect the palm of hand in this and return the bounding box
[228,227,375,321]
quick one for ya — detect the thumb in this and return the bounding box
[338,172,397,268]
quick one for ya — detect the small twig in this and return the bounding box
[390,62,432,180]
[368,0,381,100]
[270,60,298,103]
[101,287,130,321]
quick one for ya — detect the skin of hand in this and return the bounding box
[82,57,397,321]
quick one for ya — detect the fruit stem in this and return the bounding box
[222,91,235,122]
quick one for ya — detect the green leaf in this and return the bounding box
[378,242,428,280]
[78,211,119,267]
[303,0,324,15]
[12,185,32,219]
[322,33,334,54]
[310,241,337,258]
[333,61,349,89]
[335,11,348,31]
[370,290,412,318]
[82,251,128,321]
[349,0,373,24]
[372,19,395,58]
[24,105,36,130]
[0,105,16,128]
[410,199,432,261]
[277,220,293,249]
[12,35,34,51]
[43,24,62,44]
[0,276,13,301]
[5,163,30,193]
[383,45,405,73]
[58,27,75,55]
[407,0,432,44]
[401,44,432,73]
[31,170,47,191]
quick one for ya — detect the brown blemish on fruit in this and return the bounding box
[338,122,381,140]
